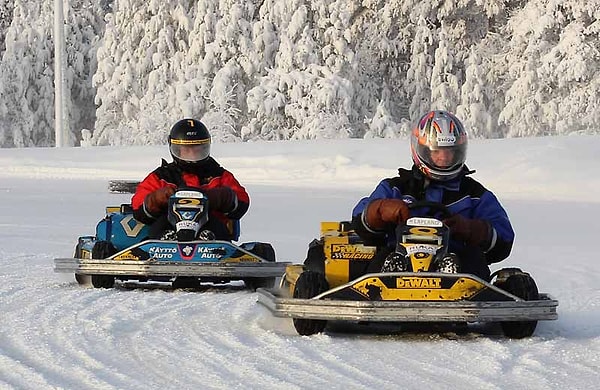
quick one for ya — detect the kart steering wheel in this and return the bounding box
[406,200,452,219]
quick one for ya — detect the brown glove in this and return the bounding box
[365,199,410,230]
[443,214,491,248]
[144,186,176,215]
[205,187,237,213]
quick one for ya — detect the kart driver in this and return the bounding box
[131,119,249,240]
[351,110,514,281]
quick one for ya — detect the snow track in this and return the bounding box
[1,139,599,388]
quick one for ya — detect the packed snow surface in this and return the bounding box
[0,136,599,389]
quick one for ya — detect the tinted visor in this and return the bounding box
[417,143,466,171]
[170,142,210,163]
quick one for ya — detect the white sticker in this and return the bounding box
[437,135,456,146]
[406,217,443,227]
[175,190,205,198]
[406,244,438,254]
[176,220,200,231]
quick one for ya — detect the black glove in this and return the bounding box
[204,187,237,213]
[443,214,491,248]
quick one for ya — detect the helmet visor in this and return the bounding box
[170,142,210,163]
[416,143,466,172]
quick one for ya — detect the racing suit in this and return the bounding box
[351,166,514,280]
[132,158,249,240]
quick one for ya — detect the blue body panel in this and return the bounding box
[96,209,151,251]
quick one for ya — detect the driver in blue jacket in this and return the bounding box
[351,110,514,281]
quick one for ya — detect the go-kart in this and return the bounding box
[257,201,558,338]
[54,188,288,290]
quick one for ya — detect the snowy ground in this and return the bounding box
[0,136,599,389]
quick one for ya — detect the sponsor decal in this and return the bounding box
[197,246,223,259]
[436,135,456,146]
[406,217,443,227]
[396,277,441,289]
[406,244,437,255]
[120,215,146,237]
[331,244,375,260]
[148,246,177,259]
[178,244,197,261]
[175,191,204,199]
[176,220,200,230]
[181,211,195,220]
[114,251,140,261]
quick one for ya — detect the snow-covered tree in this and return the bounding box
[430,23,460,112]
[1,0,600,147]
[65,0,109,145]
[456,48,493,138]
[0,0,54,147]
[499,0,600,136]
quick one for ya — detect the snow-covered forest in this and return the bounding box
[0,0,598,147]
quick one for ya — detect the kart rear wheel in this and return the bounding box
[243,243,276,290]
[495,272,539,339]
[303,239,325,273]
[90,241,117,289]
[248,242,276,262]
[292,271,329,336]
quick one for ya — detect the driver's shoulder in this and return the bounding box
[459,176,488,197]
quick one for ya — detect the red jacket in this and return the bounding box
[132,158,249,229]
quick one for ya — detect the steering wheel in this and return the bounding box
[406,200,452,219]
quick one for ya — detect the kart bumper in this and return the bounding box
[256,288,559,322]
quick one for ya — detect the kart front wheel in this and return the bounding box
[91,275,115,289]
[292,271,329,336]
[495,272,539,338]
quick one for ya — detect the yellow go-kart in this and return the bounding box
[257,201,558,338]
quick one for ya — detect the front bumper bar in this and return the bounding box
[257,288,558,322]
[54,258,289,278]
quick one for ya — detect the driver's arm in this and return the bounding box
[351,180,408,246]
[131,173,176,224]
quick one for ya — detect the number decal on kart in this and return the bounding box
[178,198,201,205]
[188,120,195,127]
[409,227,439,236]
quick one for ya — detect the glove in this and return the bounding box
[144,185,176,215]
[443,214,491,248]
[364,199,410,230]
[204,187,237,213]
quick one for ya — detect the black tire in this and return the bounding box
[495,273,539,339]
[292,271,329,335]
[247,242,276,262]
[242,243,276,290]
[90,241,117,289]
[303,239,325,273]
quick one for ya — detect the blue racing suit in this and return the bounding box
[351,166,514,280]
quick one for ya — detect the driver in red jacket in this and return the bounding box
[131,119,249,240]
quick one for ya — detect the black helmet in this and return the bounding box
[168,119,211,168]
